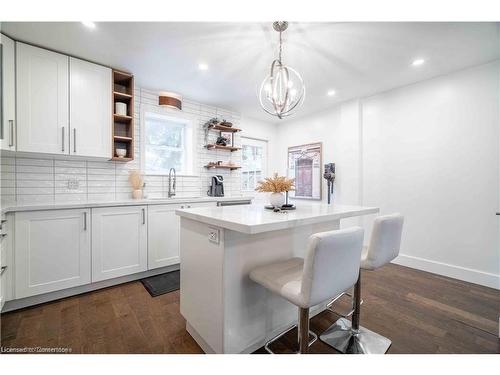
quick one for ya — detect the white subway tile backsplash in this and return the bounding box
[1,87,244,205]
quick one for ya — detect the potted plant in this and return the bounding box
[255,173,295,207]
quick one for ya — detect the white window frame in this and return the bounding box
[141,104,198,176]
[241,136,268,192]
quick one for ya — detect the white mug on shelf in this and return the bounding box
[115,102,127,116]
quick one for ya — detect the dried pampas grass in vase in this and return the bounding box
[129,170,144,199]
[255,173,295,208]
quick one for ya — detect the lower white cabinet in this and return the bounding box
[14,209,91,299]
[92,206,148,282]
[148,202,215,270]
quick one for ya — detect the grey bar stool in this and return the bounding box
[320,213,404,354]
[250,227,364,354]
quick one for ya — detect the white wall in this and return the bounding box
[363,62,499,289]
[276,61,499,289]
[274,100,363,226]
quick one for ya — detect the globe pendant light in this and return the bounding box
[259,21,305,119]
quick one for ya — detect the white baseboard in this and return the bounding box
[392,254,500,290]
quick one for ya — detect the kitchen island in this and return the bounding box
[176,203,379,354]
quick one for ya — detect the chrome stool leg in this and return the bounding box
[265,307,318,354]
[320,275,392,354]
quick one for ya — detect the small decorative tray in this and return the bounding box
[265,204,296,211]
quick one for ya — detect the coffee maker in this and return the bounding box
[207,175,224,197]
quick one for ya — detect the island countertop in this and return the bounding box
[176,203,379,234]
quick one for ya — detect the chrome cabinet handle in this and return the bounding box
[0,266,6,276]
[8,120,14,147]
[0,233,7,238]
[180,205,185,209]
[83,212,87,231]
[61,127,65,152]
[73,128,77,153]
[142,208,145,224]
[187,205,191,208]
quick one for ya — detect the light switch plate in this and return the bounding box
[208,227,220,244]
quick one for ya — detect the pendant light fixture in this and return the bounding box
[259,21,305,119]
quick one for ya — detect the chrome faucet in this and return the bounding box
[168,168,176,198]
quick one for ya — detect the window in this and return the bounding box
[142,111,195,175]
[241,137,268,191]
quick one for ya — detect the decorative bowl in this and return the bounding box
[116,148,127,158]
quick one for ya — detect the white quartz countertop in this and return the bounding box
[176,203,379,234]
[1,196,253,214]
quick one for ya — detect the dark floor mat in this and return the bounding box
[140,270,180,297]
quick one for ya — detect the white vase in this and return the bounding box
[132,189,143,200]
[269,192,285,207]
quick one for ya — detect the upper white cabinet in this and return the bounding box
[15,42,112,158]
[69,57,111,158]
[0,34,16,151]
[92,206,148,282]
[14,209,91,299]
[16,42,69,154]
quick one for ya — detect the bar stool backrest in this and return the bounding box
[363,213,404,270]
[301,227,364,308]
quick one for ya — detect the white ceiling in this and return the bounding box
[1,22,498,123]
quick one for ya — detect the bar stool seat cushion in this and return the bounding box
[250,257,305,307]
[250,227,365,309]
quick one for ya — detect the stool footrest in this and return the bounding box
[326,292,363,318]
[264,325,318,354]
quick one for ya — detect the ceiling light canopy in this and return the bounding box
[198,63,209,71]
[81,21,96,29]
[259,21,305,119]
[411,58,425,67]
[327,89,336,96]
[159,91,182,110]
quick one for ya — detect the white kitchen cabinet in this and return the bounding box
[148,202,215,270]
[16,42,69,154]
[69,57,112,158]
[0,214,13,311]
[0,34,16,151]
[92,206,147,282]
[14,209,91,299]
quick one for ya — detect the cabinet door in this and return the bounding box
[70,58,112,158]
[16,42,69,154]
[92,206,147,282]
[15,209,91,299]
[148,202,216,270]
[148,204,181,269]
[0,34,16,151]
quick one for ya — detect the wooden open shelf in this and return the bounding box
[113,91,133,100]
[113,114,133,122]
[112,70,134,161]
[207,124,242,133]
[114,135,133,142]
[206,144,241,152]
[205,163,241,171]
[111,157,134,162]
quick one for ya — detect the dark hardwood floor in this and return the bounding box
[1,264,499,354]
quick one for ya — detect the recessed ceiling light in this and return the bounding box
[327,90,336,96]
[81,21,96,29]
[198,63,209,71]
[411,59,425,67]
